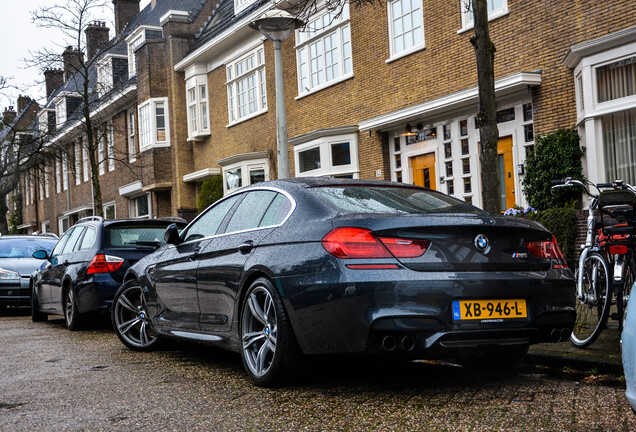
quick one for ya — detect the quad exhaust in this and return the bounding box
[550,328,572,342]
[381,334,416,351]
[382,335,397,351]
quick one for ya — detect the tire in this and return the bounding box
[240,277,302,387]
[31,284,47,322]
[64,286,84,331]
[111,280,162,351]
[459,345,529,371]
[571,252,612,348]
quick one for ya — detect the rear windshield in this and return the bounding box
[104,225,173,248]
[312,186,485,215]
[0,238,58,258]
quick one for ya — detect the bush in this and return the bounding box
[522,128,585,210]
[527,205,577,266]
[197,176,223,213]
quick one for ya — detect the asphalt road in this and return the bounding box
[1,308,634,432]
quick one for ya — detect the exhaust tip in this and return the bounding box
[382,335,397,351]
[401,335,415,351]
[561,328,571,341]
[550,328,561,343]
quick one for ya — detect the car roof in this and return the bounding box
[0,235,58,240]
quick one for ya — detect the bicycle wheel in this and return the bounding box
[571,251,612,348]
[619,255,635,331]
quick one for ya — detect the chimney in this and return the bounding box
[62,46,84,83]
[17,95,32,114]
[44,69,64,97]
[2,106,16,126]
[85,21,110,60]
[113,0,141,35]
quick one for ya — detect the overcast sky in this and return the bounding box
[0,0,151,110]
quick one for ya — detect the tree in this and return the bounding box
[28,0,135,217]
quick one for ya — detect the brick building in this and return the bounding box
[12,0,636,234]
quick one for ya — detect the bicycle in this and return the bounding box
[551,178,636,348]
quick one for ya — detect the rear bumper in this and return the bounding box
[276,267,575,357]
[0,278,30,306]
[75,274,120,314]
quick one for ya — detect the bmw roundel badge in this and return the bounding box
[474,234,489,252]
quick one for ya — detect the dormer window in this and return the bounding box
[96,57,113,97]
[55,99,66,125]
[126,25,163,77]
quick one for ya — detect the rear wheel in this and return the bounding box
[571,252,612,348]
[112,281,162,351]
[31,284,47,322]
[240,277,301,387]
[64,287,83,331]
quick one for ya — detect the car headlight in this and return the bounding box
[0,268,20,280]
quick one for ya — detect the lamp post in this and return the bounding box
[250,10,304,179]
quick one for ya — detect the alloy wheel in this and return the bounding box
[113,285,157,349]
[241,286,278,378]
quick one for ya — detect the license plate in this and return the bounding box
[452,299,527,321]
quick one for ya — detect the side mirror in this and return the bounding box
[33,250,49,260]
[164,224,181,245]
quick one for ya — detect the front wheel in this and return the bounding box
[111,281,162,351]
[571,252,612,348]
[240,277,301,387]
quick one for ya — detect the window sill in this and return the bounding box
[295,74,355,100]
[226,109,268,128]
[140,142,171,153]
[386,44,426,64]
[457,9,509,35]
[188,131,211,142]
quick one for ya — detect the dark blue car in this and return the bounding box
[31,217,185,329]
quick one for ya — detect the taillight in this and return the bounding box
[525,235,567,269]
[322,227,429,259]
[87,254,124,274]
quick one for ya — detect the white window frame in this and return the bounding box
[103,201,116,219]
[226,46,267,125]
[38,166,44,201]
[24,173,30,205]
[55,158,61,194]
[107,123,115,172]
[82,144,89,182]
[41,221,50,234]
[44,163,50,198]
[74,142,81,185]
[55,99,66,125]
[62,155,68,191]
[220,157,270,195]
[129,193,151,219]
[98,133,105,175]
[387,0,425,62]
[186,73,210,140]
[234,0,255,15]
[294,133,359,178]
[96,56,113,97]
[138,97,170,152]
[295,4,353,97]
[459,0,509,33]
[58,216,70,234]
[127,109,136,162]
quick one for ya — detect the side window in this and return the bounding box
[224,190,277,233]
[184,195,241,242]
[79,226,97,250]
[61,227,85,255]
[51,228,74,257]
[260,193,293,227]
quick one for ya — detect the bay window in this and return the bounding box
[227,47,267,124]
[138,97,170,151]
[218,152,270,194]
[129,193,151,219]
[296,4,352,95]
[186,73,210,140]
[294,133,359,178]
[128,109,136,162]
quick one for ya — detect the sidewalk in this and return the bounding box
[526,319,623,374]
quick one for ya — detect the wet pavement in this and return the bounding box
[0,307,634,431]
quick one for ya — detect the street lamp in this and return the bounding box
[250,10,304,179]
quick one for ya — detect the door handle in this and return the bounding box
[238,240,254,254]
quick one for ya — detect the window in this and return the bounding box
[234,0,255,14]
[129,193,151,219]
[74,142,81,185]
[221,158,269,194]
[388,0,424,60]
[186,74,210,139]
[55,158,61,194]
[460,0,508,31]
[597,55,636,103]
[294,134,359,178]
[96,57,113,97]
[138,98,170,151]
[42,221,50,233]
[44,163,50,198]
[107,124,115,172]
[224,191,278,233]
[98,134,105,175]
[62,156,68,191]
[38,167,44,201]
[79,226,96,250]
[184,194,241,242]
[227,47,267,124]
[55,99,66,125]
[296,5,352,95]
[126,28,148,77]
[127,110,136,162]
[52,226,72,256]
[603,108,636,185]
[62,227,85,254]
[104,202,116,219]
[82,145,89,182]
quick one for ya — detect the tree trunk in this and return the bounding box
[471,0,500,214]
[0,195,9,235]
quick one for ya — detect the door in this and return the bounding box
[411,152,436,190]
[37,229,73,307]
[197,190,287,332]
[49,227,85,313]
[498,136,515,212]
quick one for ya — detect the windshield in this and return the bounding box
[312,185,486,215]
[104,225,176,248]
[0,238,58,258]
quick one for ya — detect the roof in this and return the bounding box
[0,100,38,143]
[124,0,208,32]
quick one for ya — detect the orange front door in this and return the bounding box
[498,136,515,211]
[411,153,436,190]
